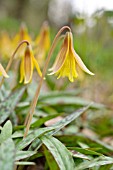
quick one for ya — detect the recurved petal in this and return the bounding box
[33,56,42,77]
[73,50,94,76]
[0,63,9,78]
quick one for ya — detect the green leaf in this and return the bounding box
[49,105,91,136]
[0,138,15,170]
[28,138,42,151]
[76,156,113,170]
[5,87,25,109]
[15,161,35,165]
[98,164,113,170]
[16,126,57,150]
[71,151,91,160]
[29,105,90,152]
[41,135,75,170]
[0,120,12,143]
[56,135,113,154]
[38,96,105,110]
[43,145,59,170]
[0,107,11,125]
[13,125,25,131]
[0,87,25,124]
[31,113,62,128]
[68,147,102,156]
[39,90,81,101]
[90,137,113,152]
[16,105,90,152]
[15,150,37,161]
[12,131,24,138]
[0,85,10,101]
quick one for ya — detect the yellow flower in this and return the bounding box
[35,22,51,66]
[0,63,9,78]
[49,32,94,82]
[19,45,42,84]
[12,23,32,58]
[13,23,32,44]
[0,31,13,60]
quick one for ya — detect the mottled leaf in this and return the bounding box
[31,113,62,128]
[16,126,57,150]
[0,120,12,143]
[76,156,113,170]
[41,135,75,170]
[15,150,37,161]
[15,161,35,165]
[0,87,25,124]
[68,147,102,156]
[49,105,91,136]
[0,138,15,170]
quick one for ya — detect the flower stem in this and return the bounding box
[24,26,71,137]
[0,40,29,88]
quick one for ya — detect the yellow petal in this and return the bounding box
[35,47,46,66]
[33,56,42,77]
[73,50,94,75]
[49,48,67,75]
[19,23,32,42]
[24,47,33,84]
[43,28,50,51]
[55,52,78,82]
[49,33,69,74]
[19,57,24,83]
[0,63,9,78]
[35,21,50,52]
[69,32,94,76]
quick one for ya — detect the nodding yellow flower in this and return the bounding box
[0,63,9,78]
[49,32,94,82]
[13,23,32,58]
[35,22,51,66]
[19,45,42,84]
[13,23,32,44]
[0,31,13,60]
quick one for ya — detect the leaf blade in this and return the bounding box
[41,135,75,170]
[0,138,15,170]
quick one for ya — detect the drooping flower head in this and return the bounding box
[12,23,32,58]
[13,23,32,44]
[0,31,13,60]
[49,31,94,82]
[35,21,51,66]
[0,63,9,78]
[19,45,42,84]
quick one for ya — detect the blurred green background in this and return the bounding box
[0,0,113,106]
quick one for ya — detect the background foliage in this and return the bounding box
[0,0,113,170]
